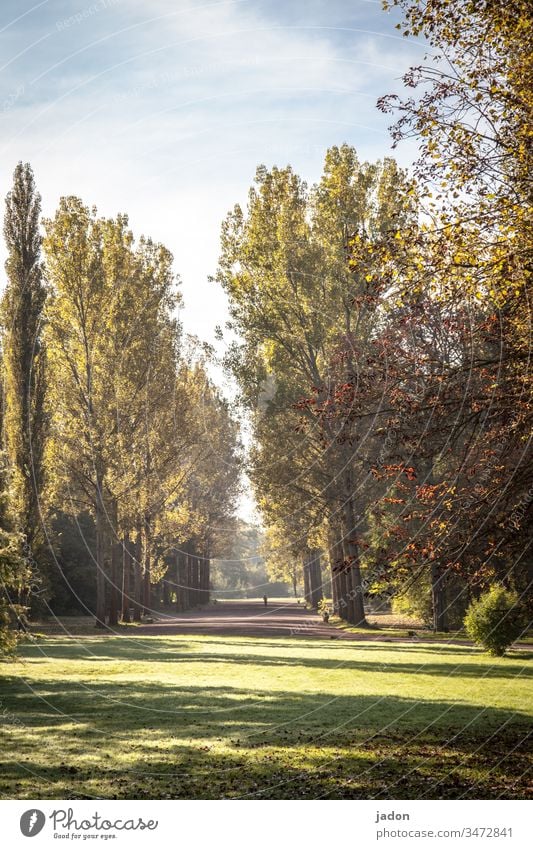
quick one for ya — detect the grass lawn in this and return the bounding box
[0,634,531,799]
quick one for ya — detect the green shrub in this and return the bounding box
[392,575,433,626]
[0,601,18,658]
[464,586,527,656]
[318,598,331,621]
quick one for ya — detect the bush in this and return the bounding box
[464,586,527,656]
[0,601,18,658]
[392,575,433,626]
[318,598,331,621]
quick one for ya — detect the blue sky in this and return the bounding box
[0,0,425,519]
[0,0,425,340]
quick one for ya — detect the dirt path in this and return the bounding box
[133,600,532,649]
[136,600,332,638]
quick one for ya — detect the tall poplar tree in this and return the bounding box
[0,380,26,654]
[217,147,415,625]
[2,162,47,562]
[44,199,179,627]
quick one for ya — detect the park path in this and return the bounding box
[136,600,335,638]
[134,600,524,647]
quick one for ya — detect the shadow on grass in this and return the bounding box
[18,639,533,679]
[2,676,531,737]
[0,696,530,801]
[2,646,531,800]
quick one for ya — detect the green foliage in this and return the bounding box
[464,587,527,656]
[2,163,47,631]
[392,576,433,627]
[43,200,181,624]
[0,601,17,656]
[46,511,97,616]
[2,163,47,557]
[0,451,26,656]
[217,147,415,625]
[317,598,331,621]
[261,524,301,597]
[212,522,290,598]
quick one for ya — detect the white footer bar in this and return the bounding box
[1,799,530,849]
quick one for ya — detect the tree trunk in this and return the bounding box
[198,557,204,605]
[431,563,448,631]
[331,564,339,614]
[191,551,201,607]
[344,559,358,625]
[175,545,191,611]
[187,552,194,606]
[94,484,106,628]
[337,566,348,621]
[195,553,200,606]
[308,549,323,608]
[198,558,205,605]
[107,500,119,627]
[341,493,367,626]
[328,525,343,618]
[108,539,120,627]
[121,534,131,622]
[201,547,210,605]
[142,516,151,614]
[174,552,181,610]
[303,553,311,605]
[132,528,143,622]
[162,562,171,607]
[205,543,211,604]
[206,556,211,604]
[179,549,189,610]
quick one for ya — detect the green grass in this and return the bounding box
[1,634,531,799]
[329,615,533,644]
[328,615,439,639]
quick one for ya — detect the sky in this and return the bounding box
[0,0,426,521]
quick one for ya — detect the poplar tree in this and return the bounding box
[2,162,47,561]
[217,147,415,625]
[43,199,178,627]
[0,387,26,654]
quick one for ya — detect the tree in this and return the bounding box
[211,521,272,598]
[43,200,179,627]
[45,510,96,615]
[217,148,415,625]
[122,353,241,616]
[0,384,26,654]
[374,0,533,609]
[171,366,242,606]
[2,163,47,566]
[262,523,302,599]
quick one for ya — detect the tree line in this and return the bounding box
[1,0,530,652]
[218,0,532,634]
[0,167,241,647]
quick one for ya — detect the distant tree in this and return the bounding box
[262,524,302,598]
[211,522,282,598]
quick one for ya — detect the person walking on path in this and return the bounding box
[263,595,268,606]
